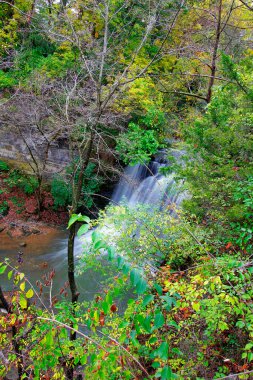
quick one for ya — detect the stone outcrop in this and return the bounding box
[0,130,70,176]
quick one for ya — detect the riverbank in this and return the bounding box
[0,171,68,243]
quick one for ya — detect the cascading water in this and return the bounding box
[111,152,185,210]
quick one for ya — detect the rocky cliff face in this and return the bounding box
[0,129,70,176]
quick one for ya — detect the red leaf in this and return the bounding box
[110,304,117,313]
[99,314,105,326]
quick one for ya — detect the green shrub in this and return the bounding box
[230,176,253,251]
[116,122,159,165]
[5,169,38,194]
[51,163,103,210]
[0,70,17,89]
[81,163,103,209]
[51,176,71,209]
[10,196,25,214]
[0,200,9,216]
[0,160,10,172]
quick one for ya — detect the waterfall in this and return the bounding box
[111,153,185,210]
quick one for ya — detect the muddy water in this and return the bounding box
[0,229,111,303]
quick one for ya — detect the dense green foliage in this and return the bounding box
[1,0,253,379]
[4,169,39,195]
[51,163,102,210]
[181,56,253,252]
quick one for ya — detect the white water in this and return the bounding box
[111,154,185,210]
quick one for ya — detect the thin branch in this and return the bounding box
[37,316,151,378]
[238,0,253,11]
[215,370,253,379]
[160,89,208,101]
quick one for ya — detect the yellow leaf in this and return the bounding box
[19,296,27,309]
[20,282,26,291]
[26,289,34,299]
[192,302,200,312]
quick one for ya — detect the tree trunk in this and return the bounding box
[67,223,79,336]
[35,175,43,218]
[66,132,94,380]
[206,0,222,103]
[67,133,93,312]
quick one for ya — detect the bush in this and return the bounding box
[116,122,159,165]
[5,169,38,194]
[51,176,71,209]
[51,163,103,210]
[0,200,9,216]
[0,160,10,172]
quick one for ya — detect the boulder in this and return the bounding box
[21,225,31,236]
[31,228,40,234]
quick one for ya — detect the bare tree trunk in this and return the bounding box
[35,174,43,218]
[206,0,223,103]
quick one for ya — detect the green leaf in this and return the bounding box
[236,320,245,328]
[122,262,130,275]
[245,343,253,350]
[77,223,89,237]
[130,269,140,286]
[192,302,200,312]
[19,295,27,309]
[130,330,139,347]
[168,320,179,330]
[142,294,154,307]
[152,361,161,369]
[8,270,13,280]
[155,342,168,360]
[79,215,90,223]
[67,214,80,229]
[102,301,109,314]
[161,366,175,380]
[26,289,34,299]
[94,240,107,251]
[92,230,102,244]
[80,355,87,365]
[107,247,115,260]
[117,255,125,269]
[67,213,90,229]
[160,294,177,311]
[137,315,152,333]
[0,265,7,275]
[136,277,147,294]
[154,282,163,295]
[153,312,165,330]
